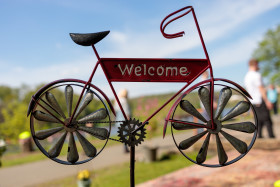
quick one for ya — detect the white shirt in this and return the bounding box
[244,70,263,105]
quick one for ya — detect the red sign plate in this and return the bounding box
[101,58,209,82]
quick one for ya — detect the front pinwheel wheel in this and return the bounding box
[170,83,257,167]
[29,80,112,165]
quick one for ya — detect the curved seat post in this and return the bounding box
[87,44,101,84]
[86,44,101,86]
[91,44,100,60]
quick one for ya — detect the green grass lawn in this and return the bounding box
[35,152,196,187]
[1,151,46,167]
[1,136,118,168]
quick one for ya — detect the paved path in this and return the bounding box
[137,115,280,187]
[136,148,280,187]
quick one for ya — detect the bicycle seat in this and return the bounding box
[70,31,110,46]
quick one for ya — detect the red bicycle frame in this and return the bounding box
[68,6,216,133]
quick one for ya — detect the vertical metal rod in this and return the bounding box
[191,9,214,79]
[191,8,215,129]
[130,146,135,187]
[210,80,215,129]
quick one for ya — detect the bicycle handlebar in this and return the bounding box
[160,6,193,39]
[160,6,213,79]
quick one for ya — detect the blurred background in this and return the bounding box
[0,0,280,186]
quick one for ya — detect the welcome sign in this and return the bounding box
[101,58,209,82]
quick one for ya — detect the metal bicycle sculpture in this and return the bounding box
[27,6,258,186]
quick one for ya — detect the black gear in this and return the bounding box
[118,118,146,147]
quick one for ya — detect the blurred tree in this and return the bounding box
[253,25,280,84]
[0,101,29,140]
[0,85,31,141]
[0,86,20,123]
[0,86,19,103]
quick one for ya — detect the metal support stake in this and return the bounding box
[130,145,135,187]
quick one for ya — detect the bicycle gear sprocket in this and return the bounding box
[117,118,146,147]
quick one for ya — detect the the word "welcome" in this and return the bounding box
[117,64,190,77]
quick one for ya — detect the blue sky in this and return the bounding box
[1,0,280,98]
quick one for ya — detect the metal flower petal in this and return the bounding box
[67,132,79,163]
[220,130,247,154]
[74,91,93,119]
[215,87,232,119]
[78,108,108,123]
[221,101,250,122]
[48,131,68,158]
[179,131,208,150]
[45,92,66,119]
[196,133,211,164]
[76,131,97,157]
[33,110,61,123]
[172,121,206,130]
[78,126,109,140]
[198,87,211,118]
[223,122,256,133]
[35,127,64,140]
[216,134,228,165]
[65,85,73,117]
[180,100,207,123]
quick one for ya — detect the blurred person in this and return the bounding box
[244,59,275,138]
[18,131,33,152]
[267,84,278,115]
[114,89,131,153]
[0,138,6,167]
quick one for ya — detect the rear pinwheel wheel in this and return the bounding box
[29,80,111,165]
[171,83,257,167]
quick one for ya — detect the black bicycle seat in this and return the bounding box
[70,31,110,46]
